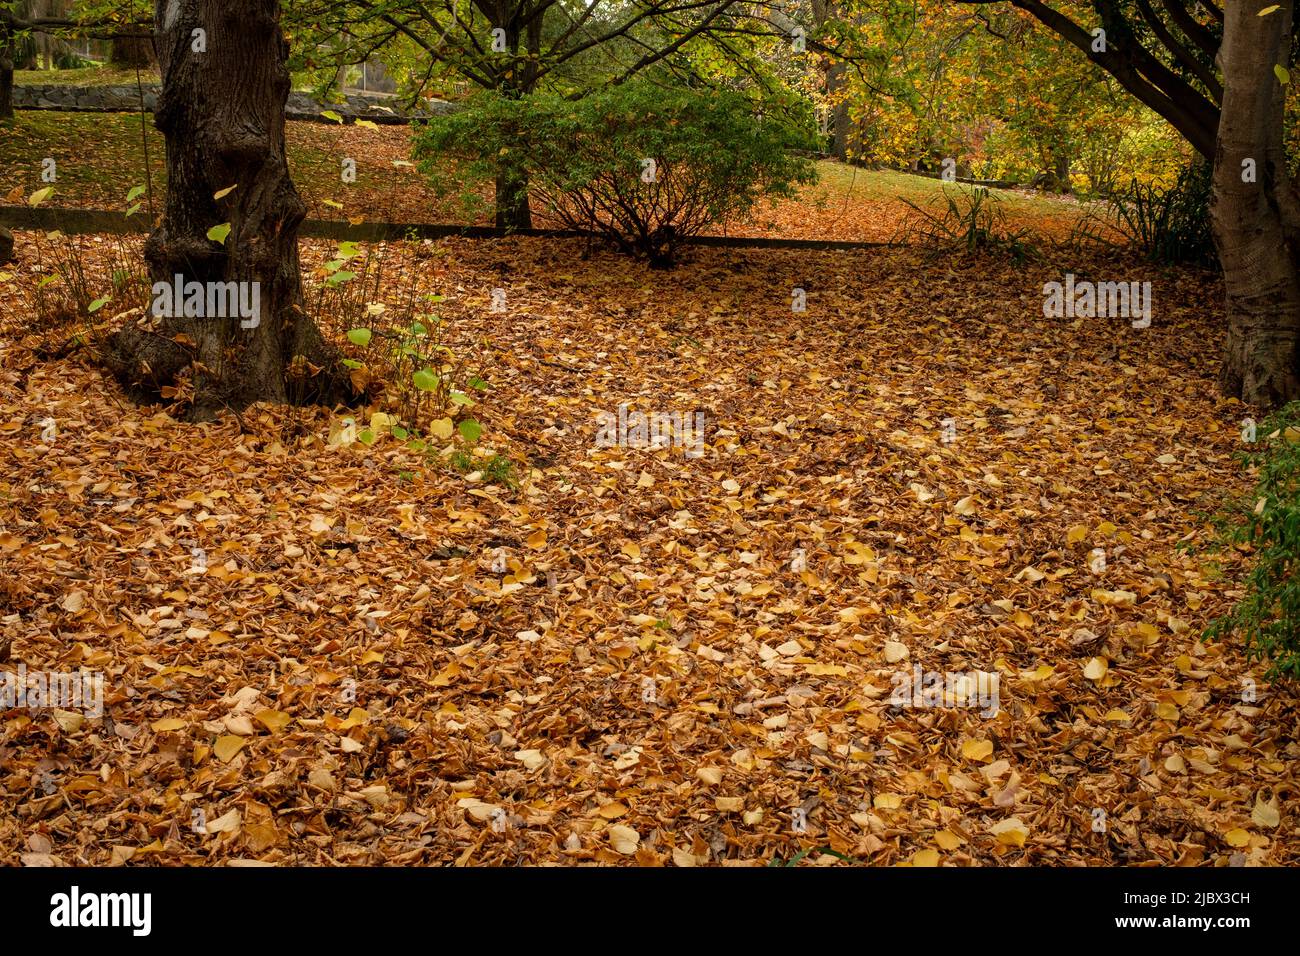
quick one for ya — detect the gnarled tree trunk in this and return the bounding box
[104,0,350,420]
[1211,0,1300,408]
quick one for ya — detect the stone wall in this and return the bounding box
[12,85,455,124]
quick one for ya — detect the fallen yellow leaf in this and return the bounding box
[990,817,1029,846]
[213,735,246,763]
[962,739,994,762]
[254,709,292,733]
[609,825,640,854]
[1223,828,1251,847]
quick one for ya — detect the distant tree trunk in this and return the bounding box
[109,33,155,68]
[1211,0,1300,408]
[103,0,350,419]
[488,16,535,231]
[14,36,36,71]
[1052,152,1071,194]
[495,164,531,230]
[827,60,849,162]
[809,0,849,162]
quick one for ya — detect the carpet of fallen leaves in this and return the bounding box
[1,232,1295,867]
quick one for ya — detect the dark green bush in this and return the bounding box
[1112,161,1216,267]
[413,80,819,266]
[1202,402,1300,680]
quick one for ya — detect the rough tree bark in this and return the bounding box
[0,20,14,121]
[109,33,156,68]
[103,0,350,420]
[1211,0,1300,407]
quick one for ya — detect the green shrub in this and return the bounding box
[1112,161,1215,267]
[413,80,819,266]
[304,238,488,442]
[1201,402,1300,680]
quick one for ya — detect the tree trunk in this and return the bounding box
[488,16,535,232]
[1211,0,1300,408]
[0,21,14,121]
[0,225,14,266]
[103,0,350,420]
[827,60,849,162]
[494,163,532,230]
[109,33,156,68]
[809,0,849,162]
[1053,152,1071,194]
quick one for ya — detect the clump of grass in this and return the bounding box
[447,449,518,489]
[896,185,1039,263]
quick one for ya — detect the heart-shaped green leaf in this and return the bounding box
[458,419,482,444]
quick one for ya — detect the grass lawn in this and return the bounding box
[0,110,1110,243]
[14,66,160,87]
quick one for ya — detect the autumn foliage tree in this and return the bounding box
[955,0,1300,409]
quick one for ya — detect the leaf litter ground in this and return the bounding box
[0,235,1294,866]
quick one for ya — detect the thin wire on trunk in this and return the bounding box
[134,59,155,218]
